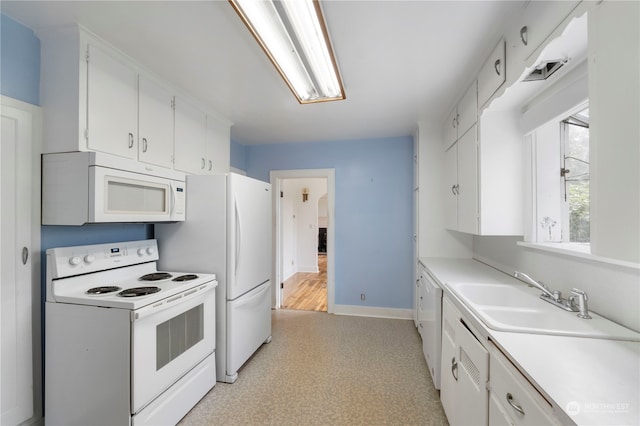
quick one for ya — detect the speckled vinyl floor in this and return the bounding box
[179,310,448,426]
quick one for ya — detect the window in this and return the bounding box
[561,108,590,242]
[528,103,590,249]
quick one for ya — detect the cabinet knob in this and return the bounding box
[520,26,528,46]
[22,247,29,265]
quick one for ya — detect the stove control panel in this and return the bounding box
[47,239,160,279]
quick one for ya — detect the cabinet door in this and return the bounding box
[440,299,458,423]
[456,316,489,425]
[1,102,34,425]
[86,43,138,159]
[444,144,458,231]
[444,107,458,149]
[457,81,478,138]
[138,76,174,168]
[478,39,506,108]
[206,116,230,174]
[174,97,207,174]
[457,124,478,234]
[517,0,581,62]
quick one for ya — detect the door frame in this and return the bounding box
[270,169,335,313]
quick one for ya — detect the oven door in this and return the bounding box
[130,281,216,414]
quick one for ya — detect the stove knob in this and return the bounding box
[84,254,95,264]
[146,247,156,255]
[69,256,82,266]
[137,248,146,256]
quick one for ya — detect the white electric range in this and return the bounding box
[45,239,218,426]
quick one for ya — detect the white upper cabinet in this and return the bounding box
[138,75,174,168]
[445,124,478,234]
[174,96,207,175]
[86,43,138,159]
[477,39,506,108]
[206,115,231,175]
[444,107,458,150]
[443,81,477,150]
[40,25,231,175]
[457,81,478,139]
[509,1,581,67]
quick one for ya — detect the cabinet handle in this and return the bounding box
[520,26,528,46]
[208,160,213,171]
[22,247,29,265]
[494,59,501,76]
[451,357,458,381]
[142,137,148,153]
[128,133,134,149]
[451,185,457,195]
[506,393,525,416]
[452,116,457,129]
[201,157,206,169]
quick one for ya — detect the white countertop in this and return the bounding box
[419,257,640,426]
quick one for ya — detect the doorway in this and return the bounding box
[270,169,335,313]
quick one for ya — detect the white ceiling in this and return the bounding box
[1,0,525,145]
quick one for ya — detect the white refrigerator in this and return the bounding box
[156,173,272,383]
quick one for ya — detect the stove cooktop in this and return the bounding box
[48,263,217,310]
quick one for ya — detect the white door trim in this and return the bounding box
[270,169,335,313]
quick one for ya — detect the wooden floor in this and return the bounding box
[282,254,327,312]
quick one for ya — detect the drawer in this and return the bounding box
[490,344,560,425]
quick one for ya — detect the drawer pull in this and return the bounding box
[506,392,525,416]
[451,357,458,381]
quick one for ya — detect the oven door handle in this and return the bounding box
[131,280,217,321]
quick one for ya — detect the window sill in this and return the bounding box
[516,242,640,270]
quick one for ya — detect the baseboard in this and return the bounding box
[297,265,319,273]
[332,304,413,320]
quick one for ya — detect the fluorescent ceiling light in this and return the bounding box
[229,0,345,104]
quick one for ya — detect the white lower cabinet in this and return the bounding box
[440,297,489,425]
[489,344,560,425]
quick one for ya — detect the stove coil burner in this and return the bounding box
[139,272,173,281]
[172,274,199,282]
[86,286,122,295]
[118,286,161,297]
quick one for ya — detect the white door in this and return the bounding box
[138,75,174,168]
[227,174,272,300]
[226,281,272,377]
[444,144,458,231]
[86,43,138,159]
[1,99,35,425]
[174,96,207,174]
[457,124,478,234]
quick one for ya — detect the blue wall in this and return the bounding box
[1,14,40,105]
[245,137,414,309]
[230,139,247,171]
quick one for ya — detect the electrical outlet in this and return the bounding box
[360,293,366,301]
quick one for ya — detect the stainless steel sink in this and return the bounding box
[447,282,640,341]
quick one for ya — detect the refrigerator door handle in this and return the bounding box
[235,196,241,277]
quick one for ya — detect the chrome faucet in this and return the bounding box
[514,271,557,300]
[570,288,592,319]
[513,271,582,314]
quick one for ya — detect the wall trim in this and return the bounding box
[332,305,413,320]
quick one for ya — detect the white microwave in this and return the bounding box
[43,152,186,225]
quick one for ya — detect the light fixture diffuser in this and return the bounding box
[229,0,345,104]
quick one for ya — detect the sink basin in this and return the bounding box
[448,282,541,308]
[447,282,640,341]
